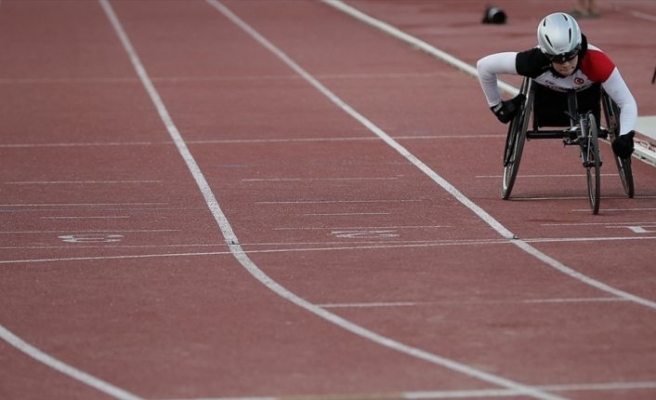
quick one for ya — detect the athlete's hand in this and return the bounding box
[612,131,635,159]
[490,94,525,124]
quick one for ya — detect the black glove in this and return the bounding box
[612,130,635,159]
[490,94,526,124]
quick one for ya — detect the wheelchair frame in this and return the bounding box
[501,77,634,215]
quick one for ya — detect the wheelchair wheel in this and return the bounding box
[615,152,634,198]
[602,92,634,198]
[584,113,601,215]
[502,79,532,200]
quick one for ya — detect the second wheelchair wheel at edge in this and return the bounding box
[615,155,634,198]
[602,92,634,198]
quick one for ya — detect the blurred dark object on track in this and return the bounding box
[482,5,506,25]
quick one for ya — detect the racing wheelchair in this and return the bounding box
[501,77,634,215]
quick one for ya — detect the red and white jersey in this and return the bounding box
[528,45,615,92]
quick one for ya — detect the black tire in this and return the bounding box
[502,79,532,200]
[602,92,634,198]
[615,155,634,198]
[584,113,601,215]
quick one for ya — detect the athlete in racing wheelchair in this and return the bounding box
[476,12,638,160]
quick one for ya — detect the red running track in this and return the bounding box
[1,1,655,400]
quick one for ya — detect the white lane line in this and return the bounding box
[4,180,162,185]
[273,225,450,230]
[0,325,142,400]
[522,235,656,244]
[152,380,656,400]
[162,381,656,400]
[191,134,501,144]
[521,297,625,304]
[0,243,224,250]
[256,199,425,204]
[319,297,625,308]
[0,251,232,265]
[0,135,499,149]
[242,177,399,182]
[3,235,656,265]
[0,229,178,234]
[0,77,139,84]
[320,301,421,308]
[302,212,391,216]
[0,202,168,207]
[1,240,511,265]
[0,141,160,148]
[42,216,131,220]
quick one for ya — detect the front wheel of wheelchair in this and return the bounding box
[583,114,601,215]
[501,81,531,200]
[602,92,634,198]
[501,115,525,200]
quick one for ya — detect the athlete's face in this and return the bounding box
[552,54,579,76]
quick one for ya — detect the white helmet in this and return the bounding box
[537,13,582,61]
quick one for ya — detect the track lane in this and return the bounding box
[2,0,652,400]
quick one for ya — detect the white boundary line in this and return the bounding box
[2,234,656,266]
[321,0,656,166]
[0,326,143,400]
[0,134,501,148]
[154,380,656,400]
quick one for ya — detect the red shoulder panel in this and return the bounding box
[580,49,616,82]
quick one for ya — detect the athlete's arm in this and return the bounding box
[476,52,518,107]
[602,68,638,136]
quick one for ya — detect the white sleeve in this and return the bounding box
[601,68,638,136]
[476,52,519,107]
